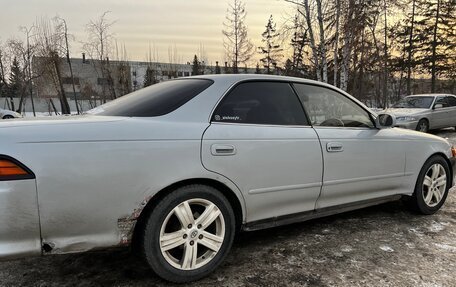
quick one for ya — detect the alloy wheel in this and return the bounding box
[422,163,447,207]
[159,198,225,270]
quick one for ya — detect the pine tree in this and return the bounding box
[415,0,455,92]
[191,55,202,75]
[288,14,309,78]
[255,63,261,74]
[8,57,24,99]
[259,15,283,74]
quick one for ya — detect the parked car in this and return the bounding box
[0,75,455,283]
[385,94,456,132]
[0,108,21,119]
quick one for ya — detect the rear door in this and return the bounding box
[431,96,450,129]
[202,81,323,222]
[445,96,456,127]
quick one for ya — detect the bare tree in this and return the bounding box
[56,16,80,114]
[0,42,14,110]
[406,0,416,95]
[222,0,254,73]
[285,0,322,81]
[83,11,117,101]
[7,37,35,114]
[115,41,131,96]
[316,0,328,82]
[167,44,181,78]
[333,0,341,86]
[34,17,71,114]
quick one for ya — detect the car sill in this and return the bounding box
[242,195,402,232]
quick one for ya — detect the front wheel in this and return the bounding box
[416,119,429,133]
[142,185,235,283]
[2,115,14,119]
[406,155,450,214]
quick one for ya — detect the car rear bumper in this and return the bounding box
[0,179,41,259]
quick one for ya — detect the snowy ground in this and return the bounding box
[1,129,456,287]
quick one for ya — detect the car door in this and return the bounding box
[430,96,450,129]
[445,96,456,127]
[292,83,406,209]
[202,81,323,222]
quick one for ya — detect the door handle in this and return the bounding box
[326,142,343,152]
[211,144,236,156]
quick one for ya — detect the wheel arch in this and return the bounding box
[429,152,454,187]
[131,177,245,249]
[413,152,454,190]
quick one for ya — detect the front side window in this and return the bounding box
[434,96,449,108]
[212,82,308,125]
[88,79,213,117]
[293,84,374,128]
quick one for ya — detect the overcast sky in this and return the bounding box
[0,0,293,65]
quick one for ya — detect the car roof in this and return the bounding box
[190,74,335,89]
[406,94,456,97]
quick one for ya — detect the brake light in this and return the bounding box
[0,157,34,180]
[452,146,456,158]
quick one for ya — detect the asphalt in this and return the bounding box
[1,129,456,287]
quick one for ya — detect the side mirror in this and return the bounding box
[433,103,443,109]
[375,113,396,129]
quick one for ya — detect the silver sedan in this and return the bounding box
[0,108,21,119]
[385,94,456,132]
[0,75,455,282]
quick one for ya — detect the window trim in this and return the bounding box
[209,79,377,129]
[209,79,311,126]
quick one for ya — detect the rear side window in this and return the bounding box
[212,82,308,125]
[88,79,213,117]
[446,96,456,107]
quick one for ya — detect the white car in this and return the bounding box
[386,94,456,132]
[0,75,455,282]
[0,108,21,119]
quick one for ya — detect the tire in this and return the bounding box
[142,185,235,283]
[2,115,14,119]
[406,155,450,215]
[416,119,429,133]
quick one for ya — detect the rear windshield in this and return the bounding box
[87,79,213,117]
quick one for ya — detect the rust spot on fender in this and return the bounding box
[117,196,151,245]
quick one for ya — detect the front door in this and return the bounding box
[293,83,406,209]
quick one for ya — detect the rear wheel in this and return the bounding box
[406,155,450,214]
[142,185,235,283]
[416,119,429,133]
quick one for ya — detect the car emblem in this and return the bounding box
[190,230,198,239]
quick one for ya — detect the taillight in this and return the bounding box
[0,156,35,181]
[452,146,456,158]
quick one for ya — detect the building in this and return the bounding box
[26,56,259,114]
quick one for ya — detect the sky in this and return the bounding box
[0,0,293,65]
